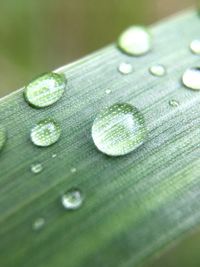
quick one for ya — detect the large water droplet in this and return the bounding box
[0,126,6,152]
[92,103,147,156]
[24,72,66,108]
[62,189,83,210]
[182,67,200,90]
[190,40,200,55]
[149,64,166,77]
[31,163,43,174]
[32,217,45,231]
[118,26,152,56]
[118,62,133,75]
[31,118,61,147]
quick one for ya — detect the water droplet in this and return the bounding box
[31,118,61,147]
[71,167,77,173]
[118,26,152,56]
[190,40,200,54]
[24,72,66,108]
[62,189,83,210]
[118,62,133,74]
[31,163,43,174]
[52,153,57,158]
[0,126,6,152]
[92,103,147,156]
[182,67,200,90]
[32,217,45,231]
[106,89,112,94]
[169,99,179,107]
[149,64,166,77]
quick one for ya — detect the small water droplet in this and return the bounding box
[169,99,179,107]
[118,62,133,74]
[106,89,112,94]
[149,64,166,77]
[62,189,83,210]
[182,67,200,90]
[71,167,77,173]
[118,26,152,56]
[190,40,200,55]
[24,72,66,108]
[0,126,6,152]
[31,118,61,147]
[32,217,45,231]
[31,163,43,174]
[92,103,147,156]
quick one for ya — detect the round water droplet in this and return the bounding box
[92,103,147,156]
[31,163,43,174]
[0,126,6,152]
[24,72,66,108]
[118,62,133,74]
[149,64,166,77]
[106,89,112,95]
[32,217,45,231]
[118,26,152,56]
[70,167,77,173]
[182,67,200,90]
[62,189,83,210]
[190,40,200,54]
[31,118,61,147]
[169,99,179,107]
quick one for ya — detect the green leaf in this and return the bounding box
[0,9,200,267]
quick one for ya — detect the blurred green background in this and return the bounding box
[0,0,194,97]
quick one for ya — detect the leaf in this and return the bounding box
[0,9,200,267]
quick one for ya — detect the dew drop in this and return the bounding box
[92,103,147,156]
[169,99,179,107]
[106,89,112,95]
[0,126,6,152]
[62,189,83,210]
[32,217,45,231]
[190,40,200,55]
[24,72,66,108]
[70,167,77,173]
[149,64,166,77]
[118,62,133,75]
[182,67,200,90]
[52,153,57,158]
[31,118,61,147]
[31,163,43,174]
[118,26,152,56]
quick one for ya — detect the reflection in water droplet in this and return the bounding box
[169,99,179,107]
[24,72,66,108]
[106,89,112,95]
[31,118,61,147]
[32,218,45,231]
[0,126,6,152]
[190,40,200,55]
[118,26,152,56]
[71,167,77,173]
[92,103,147,156]
[182,67,200,90]
[62,189,83,210]
[149,65,166,77]
[118,63,133,75]
[31,163,43,174]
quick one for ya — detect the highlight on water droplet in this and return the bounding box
[118,62,133,75]
[92,103,147,156]
[117,26,152,56]
[0,126,6,152]
[24,72,66,108]
[52,153,57,158]
[106,89,112,95]
[149,64,166,77]
[31,118,61,147]
[70,167,77,173]
[190,40,200,55]
[32,217,45,231]
[31,163,43,174]
[169,99,179,108]
[61,189,83,210]
[182,67,200,90]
